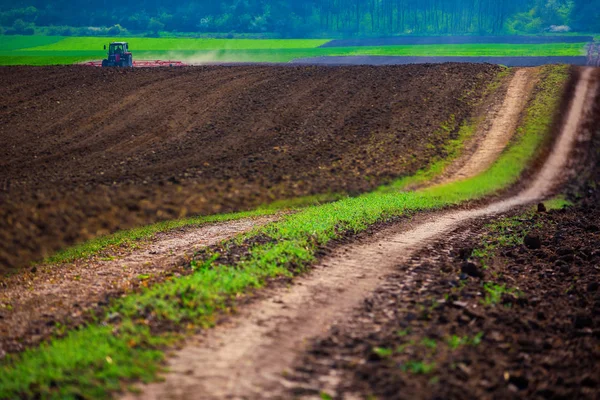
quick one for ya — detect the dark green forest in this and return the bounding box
[1,0,599,37]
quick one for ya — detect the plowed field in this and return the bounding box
[0,64,500,273]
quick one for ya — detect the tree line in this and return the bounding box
[1,0,598,37]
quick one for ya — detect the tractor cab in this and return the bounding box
[109,42,128,55]
[102,42,133,67]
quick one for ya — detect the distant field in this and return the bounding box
[22,36,331,50]
[0,35,588,65]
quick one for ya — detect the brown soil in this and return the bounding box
[0,63,500,274]
[122,69,597,400]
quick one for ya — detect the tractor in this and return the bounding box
[102,42,133,67]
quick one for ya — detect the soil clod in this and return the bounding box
[524,234,542,249]
[460,260,484,278]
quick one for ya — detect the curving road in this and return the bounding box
[124,68,598,400]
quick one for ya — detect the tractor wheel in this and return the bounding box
[128,55,133,67]
[101,59,108,67]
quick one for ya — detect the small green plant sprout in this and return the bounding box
[396,329,410,337]
[428,376,440,385]
[421,338,437,350]
[373,347,394,358]
[395,344,408,353]
[471,332,484,346]
[482,282,520,305]
[401,360,436,374]
[446,332,484,349]
[447,335,467,350]
[320,392,333,400]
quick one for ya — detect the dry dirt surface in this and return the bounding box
[123,69,598,400]
[0,214,281,355]
[439,68,538,183]
[0,63,500,274]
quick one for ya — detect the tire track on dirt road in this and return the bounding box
[123,68,597,400]
[439,68,538,183]
[0,214,281,354]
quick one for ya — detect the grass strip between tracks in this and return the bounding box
[0,65,569,399]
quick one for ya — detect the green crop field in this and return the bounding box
[0,35,588,65]
[22,36,331,50]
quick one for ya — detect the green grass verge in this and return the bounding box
[0,65,569,399]
[0,35,587,65]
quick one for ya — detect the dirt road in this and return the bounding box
[438,68,538,184]
[442,68,538,182]
[124,68,597,399]
[0,214,281,354]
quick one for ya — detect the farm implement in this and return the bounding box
[82,59,187,68]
